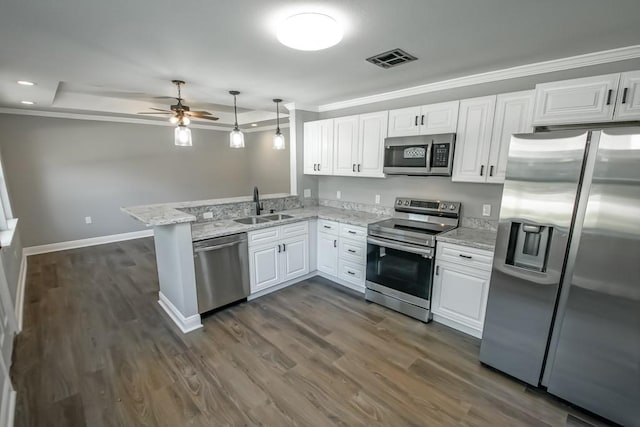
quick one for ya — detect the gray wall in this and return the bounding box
[245,128,290,194]
[316,58,640,218]
[0,114,290,247]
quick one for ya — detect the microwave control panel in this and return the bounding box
[432,143,450,168]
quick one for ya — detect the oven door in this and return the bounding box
[366,236,434,307]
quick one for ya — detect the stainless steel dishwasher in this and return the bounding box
[193,233,250,313]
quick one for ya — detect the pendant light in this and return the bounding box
[174,122,192,147]
[272,99,285,150]
[229,90,245,148]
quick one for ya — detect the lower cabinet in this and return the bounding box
[317,232,339,276]
[317,221,367,291]
[248,222,309,294]
[432,242,493,338]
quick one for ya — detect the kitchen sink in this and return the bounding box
[234,217,270,225]
[262,214,293,221]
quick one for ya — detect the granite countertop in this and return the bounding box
[437,227,498,252]
[121,193,292,226]
[191,206,390,241]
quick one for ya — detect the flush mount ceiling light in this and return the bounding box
[229,91,245,149]
[17,80,35,86]
[277,13,343,51]
[272,99,285,150]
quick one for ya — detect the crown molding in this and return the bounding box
[0,107,235,131]
[244,123,290,133]
[284,102,319,112]
[317,44,640,112]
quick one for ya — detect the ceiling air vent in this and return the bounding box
[366,48,417,69]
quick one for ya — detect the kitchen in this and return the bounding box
[1,1,639,426]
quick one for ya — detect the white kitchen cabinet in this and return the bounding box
[317,231,339,276]
[388,101,459,137]
[486,91,535,184]
[317,221,367,291]
[357,111,388,178]
[452,96,496,183]
[333,115,360,176]
[532,74,620,125]
[432,242,494,338]
[303,119,334,175]
[614,71,640,121]
[248,222,310,294]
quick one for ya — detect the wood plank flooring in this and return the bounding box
[11,238,610,426]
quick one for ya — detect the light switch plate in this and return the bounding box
[482,204,491,217]
[375,194,381,204]
[203,212,213,219]
[303,188,311,198]
[336,190,341,199]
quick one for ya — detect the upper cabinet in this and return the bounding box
[303,119,334,175]
[533,71,640,125]
[304,111,388,178]
[453,91,534,184]
[388,101,459,137]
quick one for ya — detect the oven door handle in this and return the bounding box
[367,237,433,258]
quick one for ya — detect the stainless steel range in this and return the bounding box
[366,197,461,322]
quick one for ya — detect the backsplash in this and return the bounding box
[319,199,394,216]
[180,195,303,222]
[460,217,498,231]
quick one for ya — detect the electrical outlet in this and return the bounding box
[375,194,381,204]
[336,190,341,199]
[482,204,491,217]
[203,212,213,219]
[303,188,311,198]
[85,216,92,224]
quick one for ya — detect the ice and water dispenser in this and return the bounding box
[505,222,552,272]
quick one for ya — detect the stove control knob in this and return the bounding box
[449,204,456,210]
[397,200,402,205]
[404,200,410,206]
[440,203,447,209]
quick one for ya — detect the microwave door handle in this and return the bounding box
[425,142,432,173]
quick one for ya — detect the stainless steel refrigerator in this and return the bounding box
[479,128,640,426]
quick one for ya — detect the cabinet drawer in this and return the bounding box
[281,221,308,238]
[338,259,365,286]
[339,223,367,240]
[437,243,493,271]
[248,227,280,246]
[318,220,339,236]
[339,238,366,265]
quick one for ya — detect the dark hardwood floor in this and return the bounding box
[11,238,609,426]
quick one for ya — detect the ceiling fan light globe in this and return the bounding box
[182,116,191,125]
[174,126,192,147]
[169,116,179,124]
[230,128,245,148]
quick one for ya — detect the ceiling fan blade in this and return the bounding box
[137,112,173,115]
[194,116,219,121]
[187,110,213,116]
[149,107,174,112]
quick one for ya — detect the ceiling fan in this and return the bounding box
[138,80,219,124]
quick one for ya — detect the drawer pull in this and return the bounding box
[334,240,337,248]
[323,225,332,229]
[347,271,356,276]
[459,254,473,259]
[347,249,356,253]
[348,230,357,234]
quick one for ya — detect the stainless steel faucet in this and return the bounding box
[253,186,263,215]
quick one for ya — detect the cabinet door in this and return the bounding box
[317,119,334,175]
[333,116,360,176]
[357,111,388,178]
[419,101,459,135]
[614,70,640,121]
[317,233,338,276]
[486,90,534,184]
[532,74,620,125]
[303,121,320,175]
[249,244,281,292]
[281,235,309,282]
[452,96,496,183]
[431,262,491,333]
[388,106,421,137]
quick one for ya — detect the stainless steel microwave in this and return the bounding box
[383,133,455,176]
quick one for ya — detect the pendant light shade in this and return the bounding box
[272,98,285,150]
[229,90,245,148]
[174,125,192,147]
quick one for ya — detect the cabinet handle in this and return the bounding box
[352,164,356,172]
[415,115,419,126]
[314,164,317,171]
[282,243,286,252]
[606,89,613,105]
[318,163,321,171]
[347,271,356,276]
[348,230,356,234]
[278,244,282,253]
[357,164,361,172]
[347,249,356,253]
[435,265,439,276]
[323,225,331,229]
[459,254,473,259]
[480,165,485,176]
[421,115,425,126]
[489,165,494,177]
[334,240,337,248]
[622,87,629,104]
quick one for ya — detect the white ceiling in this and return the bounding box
[1,0,640,125]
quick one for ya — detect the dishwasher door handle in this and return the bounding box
[194,240,244,253]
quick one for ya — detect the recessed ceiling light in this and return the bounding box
[277,13,343,51]
[17,80,36,86]
[251,123,258,127]
[20,101,35,105]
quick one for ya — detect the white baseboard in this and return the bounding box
[158,292,202,334]
[15,254,27,333]
[432,313,482,339]
[23,229,154,256]
[316,271,366,294]
[6,389,16,427]
[247,272,316,301]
